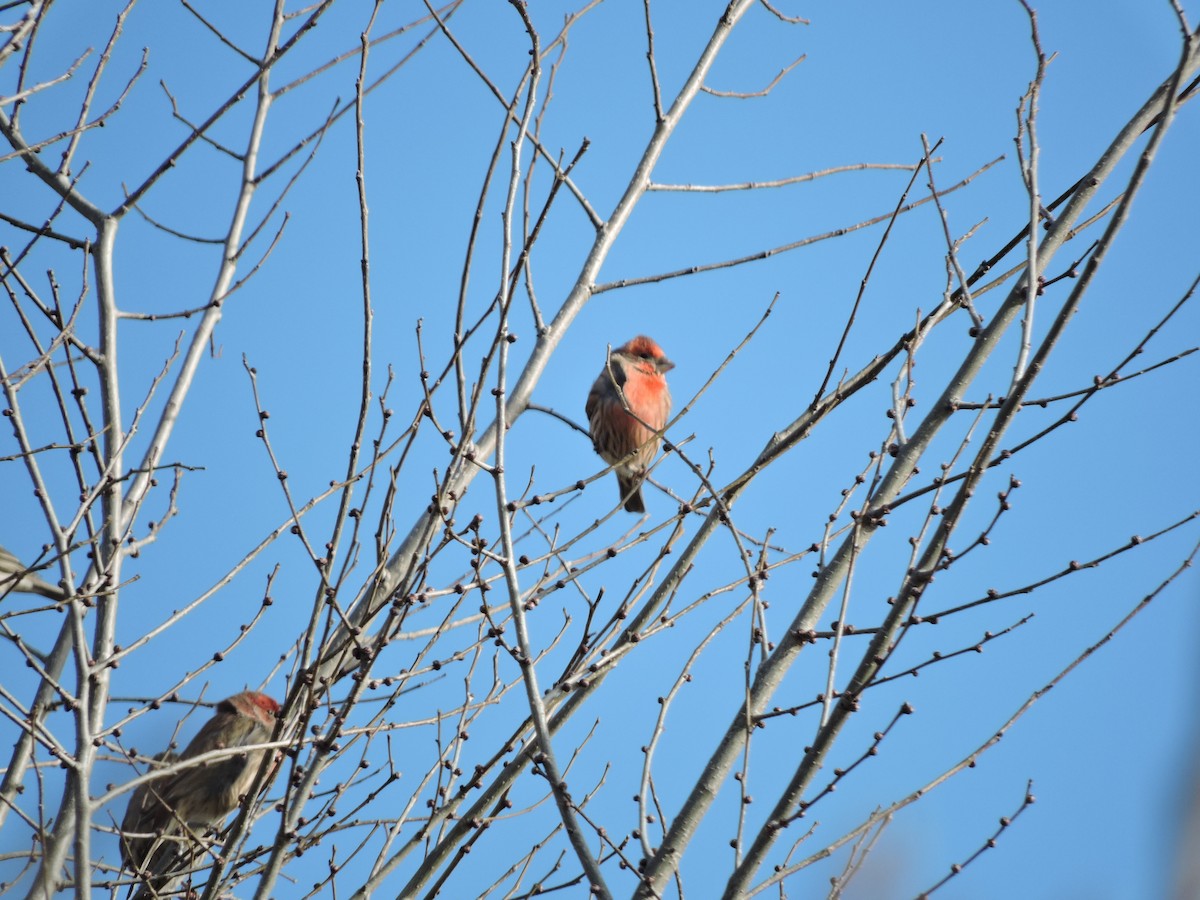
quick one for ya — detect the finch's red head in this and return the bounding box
[223,691,281,721]
[616,336,674,375]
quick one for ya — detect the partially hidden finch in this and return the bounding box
[585,336,674,513]
[119,691,281,892]
[0,543,65,600]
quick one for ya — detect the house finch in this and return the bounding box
[119,691,281,892]
[585,335,674,513]
[0,543,65,600]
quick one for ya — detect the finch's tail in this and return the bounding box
[617,474,646,513]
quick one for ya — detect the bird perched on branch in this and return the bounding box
[586,336,674,513]
[0,543,65,599]
[119,691,281,895]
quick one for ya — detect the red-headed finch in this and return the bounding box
[120,691,280,891]
[585,336,674,513]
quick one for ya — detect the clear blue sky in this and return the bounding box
[1,2,1198,898]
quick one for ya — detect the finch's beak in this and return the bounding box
[659,357,675,373]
